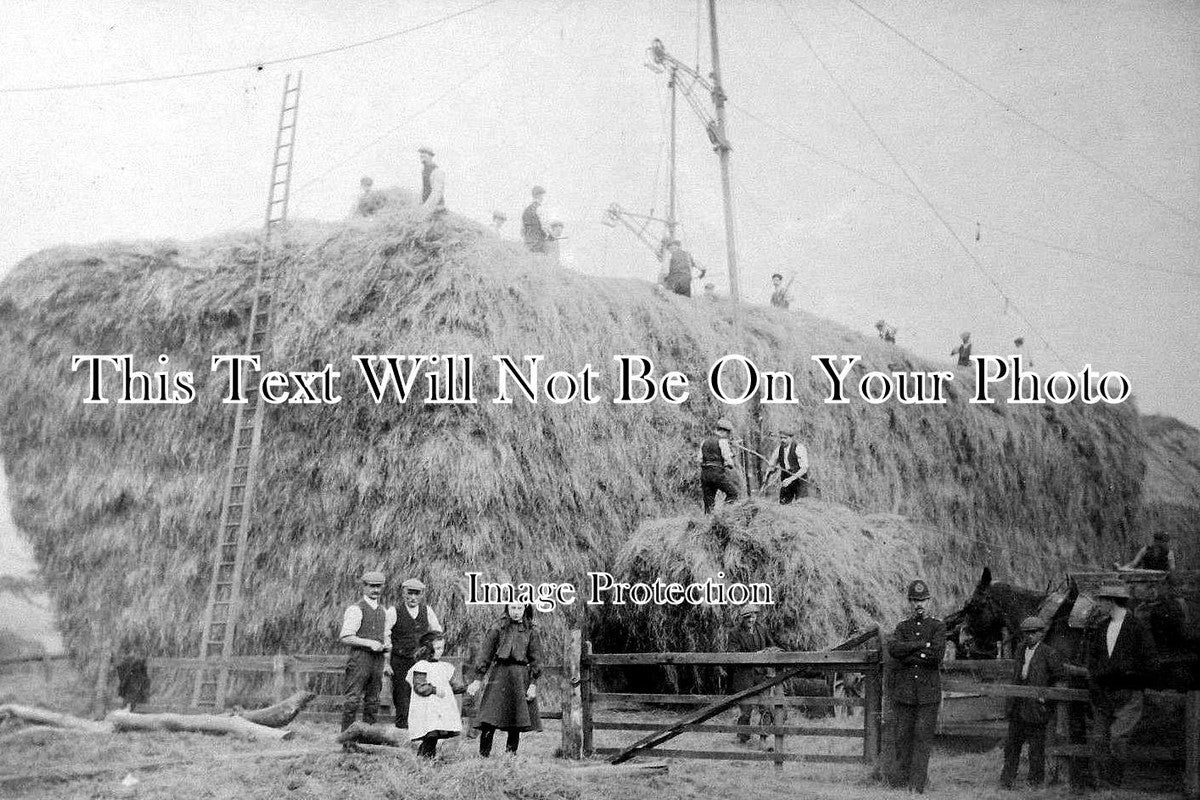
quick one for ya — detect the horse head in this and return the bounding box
[960,567,1005,657]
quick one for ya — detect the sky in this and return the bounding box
[1,0,1197,430]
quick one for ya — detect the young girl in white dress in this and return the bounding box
[406,630,465,758]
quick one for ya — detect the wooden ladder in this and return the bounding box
[192,72,302,709]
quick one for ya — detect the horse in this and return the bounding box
[953,567,1059,659]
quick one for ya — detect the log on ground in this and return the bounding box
[235,691,316,728]
[107,709,292,741]
[0,703,114,734]
[336,721,407,747]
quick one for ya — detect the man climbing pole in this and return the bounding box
[699,417,740,513]
[418,146,446,217]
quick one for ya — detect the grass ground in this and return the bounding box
[0,665,1185,800]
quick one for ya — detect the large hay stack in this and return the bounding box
[0,211,1145,663]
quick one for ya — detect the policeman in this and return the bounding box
[887,579,946,794]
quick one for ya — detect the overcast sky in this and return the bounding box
[2,0,1197,425]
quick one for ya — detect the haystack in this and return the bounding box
[0,209,1146,669]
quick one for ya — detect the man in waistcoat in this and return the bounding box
[663,239,697,297]
[1084,583,1157,789]
[522,186,548,253]
[1000,616,1069,789]
[768,428,809,504]
[699,417,740,514]
[1119,532,1175,572]
[386,577,443,729]
[418,146,446,217]
[887,579,946,794]
[339,570,396,732]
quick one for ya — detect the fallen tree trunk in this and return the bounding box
[107,709,292,741]
[0,704,113,734]
[235,691,316,728]
[336,721,407,747]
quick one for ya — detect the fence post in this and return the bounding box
[771,678,784,770]
[1052,695,1071,786]
[1186,690,1199,800]
[561,630,583,759]
[89,641,112,720]
[863,665,881,764]
[581,640,593,757]
[272,653,286,703]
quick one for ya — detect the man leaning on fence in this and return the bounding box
[887,579,945,794]
[339,570,396,734]
[728,603,785,751]
[1000,616,1069,790]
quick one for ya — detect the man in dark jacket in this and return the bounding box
[1084,583,1157,788]
[767,428,809,504]
[386,577,442,729]
[887,579,946,794]
[727,604,784,748]
[662,239,697,297]
[1000,616,1070,789]
[699,417,740,513]
[522,186,548,253]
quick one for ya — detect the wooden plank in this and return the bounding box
[941,679,1089,702]
[940,660,1016,677]
[863,664,880,763]
[608,666,813,764]
[581,641,594,757]
[594,692,863,708]
[1187,691,1200,800]
[588,651,877,667]
[0,654,69,667]
[595,747,863,764]
[592,721,862,737]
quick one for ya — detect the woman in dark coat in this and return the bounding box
[466,602,542,756]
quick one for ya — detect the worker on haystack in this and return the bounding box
[875,319,897,344]
[386,577,442,730]
[999,616,1069,790]
[418,146,446,216]
[547,221,565,265]
[703,282,718,301]
[339,570,396,733]
[699,417,740,513]
[1083,583,1157,790]
[1117,531,1175,572]
[522,186,549,253]
[887,579,945,794]
[1012,336,1030,366]
[491,210,508,234]
[354,176,386,217]
[951,331,973,367]
[662,239,698,298]
[728,604,785,750]
[769,273,791,309]
[767,427,809,504]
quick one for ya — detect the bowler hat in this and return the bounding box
[531,185,546,196]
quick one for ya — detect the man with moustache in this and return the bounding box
[386,577,443,730]
[339,570,396,733]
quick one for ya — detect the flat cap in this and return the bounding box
[531,185,546,196]
[738,604,761,617]
[1095,584,1131,600]
[715,417,733,432]
[361,570,385,585]
[906,579,931,601]
[1020,616,1046,632]
[417,145,434,156]
[402,578,427,592]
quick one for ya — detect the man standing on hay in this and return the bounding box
[728,604,785,750]
[1083,583,1157,789]
[767,427,809,504]
[522,185,549,253]
[699,417,740,513]
[354,176,386,217]
[418,146,446,216]
[339,570,396,733]
[887,579,946,794]
[999,616,1069,790]
[386,577,442,731]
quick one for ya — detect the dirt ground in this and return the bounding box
[0,664,1186,800]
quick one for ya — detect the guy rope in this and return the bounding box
[191,73,302,709]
